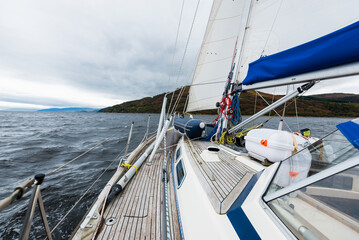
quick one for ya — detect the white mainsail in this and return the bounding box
[186,0,246,112]
[187,0,359,111]
[237,0,359,88]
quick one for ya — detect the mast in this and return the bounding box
[221,0,254,131]
[227,0,359,132]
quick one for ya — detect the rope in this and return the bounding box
[231,92,241,124]
[220,95,233,120]
[121,163,138,174]
[163,119,171,240]
[216,122,266,145]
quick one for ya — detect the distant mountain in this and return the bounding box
[2,108,38,112]
[38,107,98,112]
[301,93,359,103]
[99,88,359,118]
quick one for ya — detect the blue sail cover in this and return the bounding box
[243,21,359,85]
[337,119,359,150]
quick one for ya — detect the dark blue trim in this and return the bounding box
[337,120,359,150]
[227,171,263,240]
[171,149,185,240]
[243,20,359,85]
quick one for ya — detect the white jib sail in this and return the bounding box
[186,0,246,112]
[237,0,359,85]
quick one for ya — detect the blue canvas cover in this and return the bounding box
[337,119,359,150]
[243,21,359,85]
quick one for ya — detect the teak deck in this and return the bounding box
[96,152,181,240]
[96,138,258,239]
[186,140,258,214]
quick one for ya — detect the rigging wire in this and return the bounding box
[48,145,127,236]
[170,86,186,115]
[255,90,293,132]
[45,131,124,177]
[167,0,186,89]
[260,0,283,56]
[174,0,201,86]
[253,92,258,114]
[168,0,201,115]
[293,85,300,132]
[167,0,186,113]
[268,88,276,117]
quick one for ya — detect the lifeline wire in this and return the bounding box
[45,131,121,177]
[48,144,127,236]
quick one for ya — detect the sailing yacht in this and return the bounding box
[1,0,357,239]
[70,1,359,239]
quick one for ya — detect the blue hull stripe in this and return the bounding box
[227,171,263,240]
[243,20,359,85]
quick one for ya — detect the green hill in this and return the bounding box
[99,87,359,118]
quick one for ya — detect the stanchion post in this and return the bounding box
[19,174,53,240]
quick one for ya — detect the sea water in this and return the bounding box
[0,112,351,239]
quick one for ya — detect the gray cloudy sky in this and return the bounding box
[0,0,211,110]
[0,0,358,110]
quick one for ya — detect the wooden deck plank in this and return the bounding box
[103,170,139,240]
[131,164,154,239]
[123,163,151,239]
[185,140,224,201]
[143,159,160,240]
[188,140,258,213]
[155,154,163,240]
[138,155,160,240]
[91,133,182,240]
[205,162,234,192]
[134,163,155,240]
[114,166,145,239]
